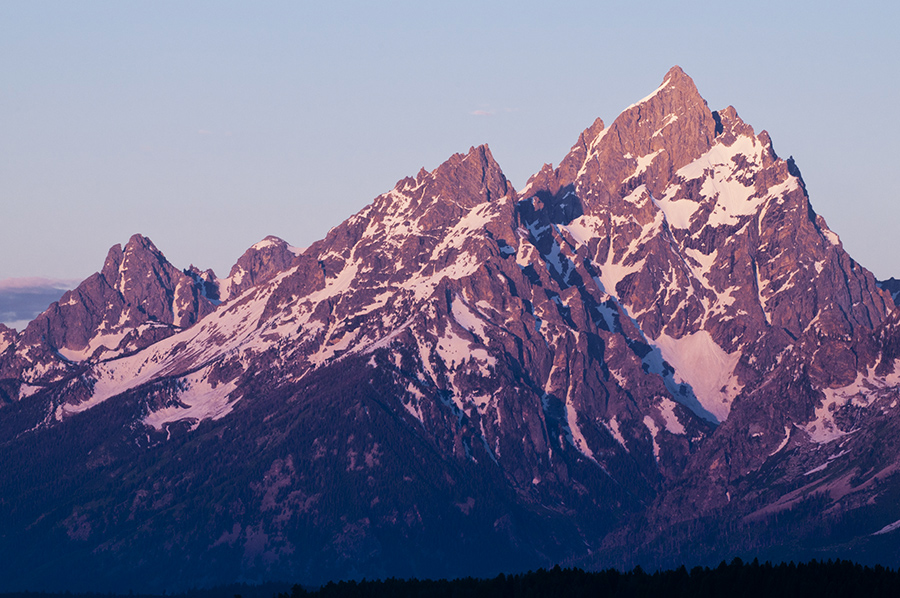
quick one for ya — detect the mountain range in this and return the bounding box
[3,66,900,593]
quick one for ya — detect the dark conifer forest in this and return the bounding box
[1,558,899,597]
[276,560,900,598]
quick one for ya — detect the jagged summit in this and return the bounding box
[625,65,706,113]
[659,65,699,92]
[423,143,512,205]
[101,234,179,301]
[301,142,515,279]
[388,143,512,210]
[1,232,217,386]
[557,66,718,198]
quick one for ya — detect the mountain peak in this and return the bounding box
[625,65,702,112]
[663,64,691,87]
[101,234,165,284]
[555,67,716,195]
[434,144,503,181]
[125,233,159,252]
[465,143,493,162]
[111,234,170,294]
[7,234,218,369]
[223,235,300,300]
[414,142,512,208]
[250,235,291,252]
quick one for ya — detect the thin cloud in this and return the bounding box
[198,129,214,135]
[0,278,79,329]
[470,109,495,117]
[0,278,78,329]
[0,277,78,291]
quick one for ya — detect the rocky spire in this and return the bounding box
[16,233,216,368]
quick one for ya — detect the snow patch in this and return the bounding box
[19,384,42,399]
[804,365,900,444]
[643,416,660,460]
[430,202,498,258]
[603,416,628,451]
[658,397,685,434]
[451,295,487,338]
[625,75,672,110]
[804,462,829,476]
[823,228,841,246]
[402,383,426,423]
[769,426,792,456]
[873,519,900,536]
[565,395,595,461]
[143,367,239,431]
[625,149,664,182]
[652,114,679,137]
[250,237,287,252]
[308,326,361,365]
[434,323,496,375]
[652,330,742,422]
[655,135,771,230]
[57,329,130,363]
[559,215,604,246]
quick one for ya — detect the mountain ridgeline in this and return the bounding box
[2,67,900,593]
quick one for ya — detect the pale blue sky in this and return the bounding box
[2,1,899,287]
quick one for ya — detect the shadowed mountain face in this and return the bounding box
[2,66,900,593]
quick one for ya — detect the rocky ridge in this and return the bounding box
[1,66,900,591]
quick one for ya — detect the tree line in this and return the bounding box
[276,558,900,598]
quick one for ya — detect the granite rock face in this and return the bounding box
[1,67,900,592]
